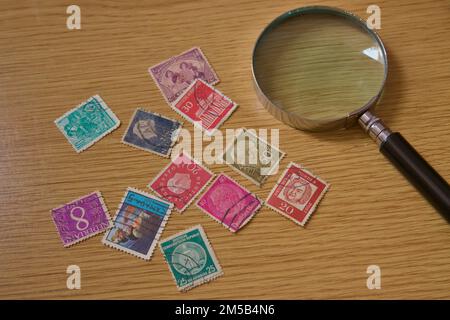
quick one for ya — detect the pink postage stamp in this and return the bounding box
[196,173,262,233]
[172,79,238,135]
[265,162,330,226]
[149,47,219,105]
[51,191,112,247]
[148,153,214,213]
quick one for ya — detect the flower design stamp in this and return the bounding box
[122,108,183,158]
[172,79,238,136]
[55,95,120,153]
[51,191,112,247]
[196,173,262,233]
[102,187,173,260]
[265,162,330,226]
[223,128,286,186]
[148,153,214,213]
[149,47,219,105]
[159,225,223,291]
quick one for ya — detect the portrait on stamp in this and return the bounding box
[149,153,214,213]
[122,109,182,157]
[196,174,262,232]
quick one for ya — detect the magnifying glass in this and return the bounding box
[252,6,450,219]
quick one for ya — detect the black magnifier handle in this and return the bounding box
[359,111,450,221]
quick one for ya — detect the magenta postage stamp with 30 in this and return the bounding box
[148,152,214,213]
[196,173,262,233]
[51,191,112,247]
[149,47,219,105]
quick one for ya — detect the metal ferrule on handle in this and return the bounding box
[358,111,392,146]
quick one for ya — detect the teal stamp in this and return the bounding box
[159,225,223,291]
[55,95,120,152]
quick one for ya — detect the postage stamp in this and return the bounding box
[148,152,214,213]
[55,95,120,153]
[223,128,286,186]
[149,47,219,105]
[51,191,112,247]
[159,225,223,291]
[265,162,330,226]
[122,108,183,158]
[172,79,238,136]
[196,173,262,233]
[102,187,173,260]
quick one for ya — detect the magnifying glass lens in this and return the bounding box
[253,12,386,121]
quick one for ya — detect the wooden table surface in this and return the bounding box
[0,0,449,299]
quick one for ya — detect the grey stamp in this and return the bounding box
[223,128,286,186]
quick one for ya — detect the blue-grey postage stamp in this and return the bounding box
[159,224,223,291]
[102,187,173,260]
[122,108,183,157]
[54,95,120,153]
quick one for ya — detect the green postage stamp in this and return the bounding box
[223,128,285,186]
[159,225,223,291]
[55,95,120,152]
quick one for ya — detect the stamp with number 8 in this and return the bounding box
[51,191,113,247]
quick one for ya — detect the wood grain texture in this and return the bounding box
[0,0,449,299]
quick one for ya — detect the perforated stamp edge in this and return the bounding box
[54,94,121,153]
[195,173,263,233]
[102,187,173,260]
[265,162,330,227]
[148,152,215,213]
[51,190,113,247]
[121,108,183,158]
[159,224,223,292]
[170,79,238,136]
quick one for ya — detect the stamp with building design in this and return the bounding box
[223,128,285,186]
[148,152,214,213]
[51,191,112,247]
[196,173,262,233]
[122,108,183,158]
[172,79,238,136]
[54,95,120,153]
[149,47,219,105]
[265,162,330,226]
[159,224,223,291]
[102,187,173,260]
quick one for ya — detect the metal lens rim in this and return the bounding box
[251,5,389,131]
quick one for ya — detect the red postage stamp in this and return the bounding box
[172,79,238,135]
[265,162,330,226]
[148,153,214,213]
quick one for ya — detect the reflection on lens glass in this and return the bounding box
[253,12,386,121]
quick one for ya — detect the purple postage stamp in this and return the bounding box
[51,191,112,247]
[196,173,262,233]
[149,47,219,105]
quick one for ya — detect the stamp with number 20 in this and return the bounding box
[265,162,330,226]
